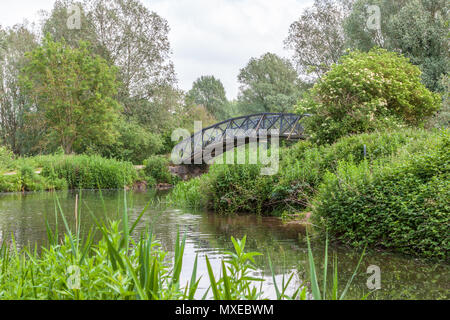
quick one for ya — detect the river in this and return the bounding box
[0,190,448,300]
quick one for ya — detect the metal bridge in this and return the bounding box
[172,113,310,164]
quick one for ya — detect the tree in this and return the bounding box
[0,24,39,154]
[41,0,101,52]
[187,75,229,120]
[344,0,449,91]
[85,0,176,111]
[284,0,352,79]
[237,53,305,114]
[21,35,121,154]
[298,48,442,144]
[42,0,176,116]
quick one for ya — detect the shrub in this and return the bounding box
[204,163,274,214]
[298,48,442,144]
[168,146,276,214]
[168,177,207,210]
[0,146,14,172]
[312,130,449,259]
[0,163,67,192]
[143,155,175,185]
[272,128,440,212]
[41,155,137,189]
[0,175,22,192]
[83,119,164,164]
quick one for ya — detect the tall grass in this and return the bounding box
[0,191,366,300]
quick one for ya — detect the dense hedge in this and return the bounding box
[313,130,449,259]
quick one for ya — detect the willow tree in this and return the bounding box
[21,35,121,154]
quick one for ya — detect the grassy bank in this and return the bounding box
[168,128,449,259]
[0,154,140,192]
[0,152,178,192]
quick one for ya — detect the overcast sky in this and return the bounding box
[0,0,313,99]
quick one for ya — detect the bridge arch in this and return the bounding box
[172,113,310,164]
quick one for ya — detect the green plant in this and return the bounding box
[40,154,137,189]
[0,146,14,171]
[298,48,442,144]
[305,234,367,300]
[313,130,449,259]
[143,155,175,185]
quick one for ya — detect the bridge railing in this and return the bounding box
[172,113,310,163]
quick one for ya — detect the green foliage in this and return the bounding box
[40,155,137,189]
[344,0,449,92]
[298,48,441,144]
[204,163,273,214]
[21,34,121,154]
[187,75,230,120]
[171,129,439,216]
[85,118,164,164]
[427,75,450,129]
[0,163,67,192]
[0,146,14,171]
[168,177,207,210]
[0,25,39,155]
[284,0,350,78]
[0,174,22,192]
[313,130,449,259]
[237,52,305,114]
[143,155,175,185]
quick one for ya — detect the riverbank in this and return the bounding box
[0,153,176,192]
[168,128,449,260]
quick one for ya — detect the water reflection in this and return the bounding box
[0,190,448,300]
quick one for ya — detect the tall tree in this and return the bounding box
[41,0,100,52]
[85,0,176,109]
[284,0,352,79]
[21,35,121,154]
[344,0,449,91]
[187,75,229,120]
[42,0,177,116]
[0,24,39,154]
[237,53,305,114]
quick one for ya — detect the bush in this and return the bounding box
[83,119,164,164]
[298,48,442,144]
[41,155,137,189]
[312,130,449,259]
[204,163,274,214]
[0,175,22,192]
[0,146,14,172]
[169,146,277,214]
[0,163,67,192]
[272,128,440,211]
[143,155,175,185]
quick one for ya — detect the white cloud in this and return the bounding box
[0,0,313,99]
[0,0,55,28]
[146,0,313,99]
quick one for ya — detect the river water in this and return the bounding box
[0,190,448,300]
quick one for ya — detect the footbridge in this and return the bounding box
[172,113,310,165]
